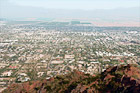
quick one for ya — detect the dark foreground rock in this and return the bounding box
[3,64,140,93]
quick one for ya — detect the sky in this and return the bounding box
[1,0,140,10]
[0,0,140,26]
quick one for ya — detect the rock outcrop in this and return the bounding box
[3,64,140,93]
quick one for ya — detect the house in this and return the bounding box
[37,72,44,77]
[65,55,75,59]
[1,70,13,77]
[51,60,64,64]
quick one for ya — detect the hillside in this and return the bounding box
[2,64,140,93]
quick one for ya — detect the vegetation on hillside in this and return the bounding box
[3,64,140,93]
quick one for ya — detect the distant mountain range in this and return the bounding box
[1,5,139,20]
[0,0,139,26]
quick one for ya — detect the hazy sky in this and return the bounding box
[0,0,140,27]
[2,0,140,10]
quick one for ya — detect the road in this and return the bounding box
[46,36,59,70]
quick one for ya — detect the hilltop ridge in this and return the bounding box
[2,64,140,93]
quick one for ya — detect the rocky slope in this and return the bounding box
[2,64,140,93]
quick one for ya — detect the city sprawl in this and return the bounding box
[0,21,140,90]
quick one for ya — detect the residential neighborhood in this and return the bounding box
[0,21,140,91]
